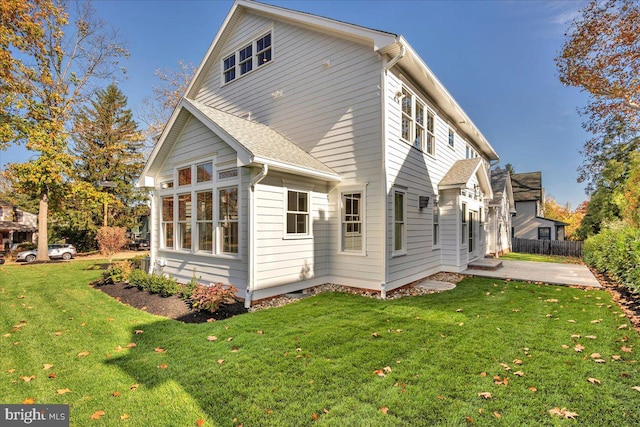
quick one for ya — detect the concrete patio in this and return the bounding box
[462,259,602,288]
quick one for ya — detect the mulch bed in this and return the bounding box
[93,282,247,323]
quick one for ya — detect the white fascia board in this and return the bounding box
[252,156,342,182]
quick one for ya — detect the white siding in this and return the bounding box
[513,201,560,240]
[194,12,385,289]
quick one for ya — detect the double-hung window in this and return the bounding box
[342,192,363,252]
[177,193,192,250]
[196,191,213,252]
[219,187,239,253]
[433,200,440,247]
[393,190,406,254]
[461,202,468,245]
[401,89,413,143]
[448,128,455,148]
[425,110,435,155]
[162,196,174,248]
[286,190,309,235]
[222,32,272,84]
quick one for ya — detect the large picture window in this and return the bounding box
[222,32,272,84]
[393,190,406,254]
[219,187,239,253]
[160,161,239,257]
[342,192,363,252]
[287,190,309,235]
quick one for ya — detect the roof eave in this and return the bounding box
[252,156,341,182]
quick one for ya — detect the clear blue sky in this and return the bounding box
[1,0,591,208]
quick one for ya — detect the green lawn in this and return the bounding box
[500,252,583,264]
[1,261,639,426]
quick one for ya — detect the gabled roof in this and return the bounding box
[511,172,543,202]
[139,98,340,186]
[490,168,515,212]
[184,0,499,162]
[439,158,493,199]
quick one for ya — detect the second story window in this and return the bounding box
[222,32,273,85]
[400,87,435,156]
[448,128,455,148]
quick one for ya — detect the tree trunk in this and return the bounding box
[36,191,49,262]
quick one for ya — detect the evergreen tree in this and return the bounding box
[58,83,146,249]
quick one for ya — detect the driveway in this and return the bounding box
[462,259,602,288]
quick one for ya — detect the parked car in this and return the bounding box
[0,253,5,265]
[16,244,77,263]
[128,239,150,251]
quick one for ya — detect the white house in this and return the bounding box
[0,199,37,251]
[511,172,566,240]
[139,0,503,306]
[487,168,515,256]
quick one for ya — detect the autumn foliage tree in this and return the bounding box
[96,226,128,264]
[543,197,585,241]
[556,0,640,186]
[0,0,128,261]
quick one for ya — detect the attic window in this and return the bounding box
[222,31,273,85]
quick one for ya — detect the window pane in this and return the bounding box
[178,167,191,186]
[179,223,191,249]
[427,111,434,132]
[162,197,173,221]
[394,193,403,221]
[219,188,238,220]
[258,49,271,65]
[197,191,212,221]
[222,222,238,253]
[416,103,424,126]
[164,223,174,248]
[178,194,191,221]
[196,162,212,182]
[395,223,403,251]
[239,45,252,61]
[198,222,213,252]
[298,192,307,212]
[402,91,412,115]
[402,117,411,141]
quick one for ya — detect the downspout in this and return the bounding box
[246,164,269,308]
[380,41,405,299]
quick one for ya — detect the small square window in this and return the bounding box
[286,190,309,235]
[196,162,213,183]
[178,167,191,186]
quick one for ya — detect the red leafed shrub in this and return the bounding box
[96,226,128,262]
[188,283,239,313]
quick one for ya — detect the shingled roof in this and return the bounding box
[511,172,543,202]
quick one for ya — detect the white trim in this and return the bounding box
[220,26,274,87]
[392,188,407,257]
[282,187,312,239]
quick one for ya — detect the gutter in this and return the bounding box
[246,164,269,308]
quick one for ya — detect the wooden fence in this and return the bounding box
[512,238,583,258]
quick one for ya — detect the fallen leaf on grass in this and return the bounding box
[134,330,144,334]
[217,359,224,365]
[154,347,166,353]
[621,346,633,353]
[479,372,487,377]
[590,353,602,359]
[465,416,474,423]
[528,387,537,392]
[618,324,628,330]
[130,384,139,391]
[612,355,622,361]
[77,351,90,357]
[477,392,492,399]
[20,375,35,382]
[587,378,601,385]
[57,388,71,395]
[120,414,130,420]
[257,330,263,335]
[371,332,379,338]
[499,363,511,371]
[545,299,559,303]
[567,320,576,323]
[574,344,584,352]
[196,419,205,426]
[6,369,16,374]
[373,369,386,377]
[43,364,53,370]
[126,343,136,348]
[90,411,105,420]
[48,373,57,379]
[549,407,578,419]
[593,359,606,363]
[514,371,525,377]
[22,398,35,404]
[207,336,218,341]
[493,412,501,419]
[585,335,597,340]
[513,359,523,365]
[561,344,570,349]
[378,406,389,414]
[632,386,640,392]
[311,413,318,420]
[158,363,168,369]
[112,391,120,397]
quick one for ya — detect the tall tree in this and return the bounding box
[0,0,128,260]
[543,196,585,241]
[556,0,640,188]
[72,83,146,230]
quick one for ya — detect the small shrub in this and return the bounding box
[188,283,239,313]
[102,260,134,284]
[128,269,184,297]
[96,226,128,263]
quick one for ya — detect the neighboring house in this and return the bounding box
[139,0,502,306]
[487,168,515,256]
[511,172,566,240]
[0,199,37,250]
